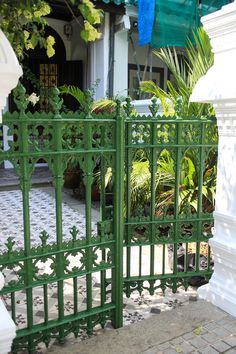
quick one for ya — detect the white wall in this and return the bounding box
[128,32,168,90]
[71,19,89,88]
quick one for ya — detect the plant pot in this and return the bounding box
[64,170,81,189]
[167,244,211,287]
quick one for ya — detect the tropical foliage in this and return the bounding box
[99,143,216,217]
[1,0,103,60]
[0,0,53,58]
[59,84,129,115]
[127,28,217,216]
[140,28,214,117]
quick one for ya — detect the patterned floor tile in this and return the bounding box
[0,189,98,252]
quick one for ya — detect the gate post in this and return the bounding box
[190,2,236,316]
[0,29,22,352]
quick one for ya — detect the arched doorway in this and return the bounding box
[22,26,83,112]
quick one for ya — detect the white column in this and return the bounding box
[0,28,22,351]
[89,13,110,99]
[190,2,236,316]
[113,16,129,97]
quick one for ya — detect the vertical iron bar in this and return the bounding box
[196,121,205,272]
[173,119,182,277]
[125,122,132,296]
[73,277,78,315]
[162,245,165,275]
[84,120,93,334]
[100,125,106,306]
[20,116,34,352]
[112,103,125,328]
[185,243,189,273]
[43,284,48,325]
[139,246,142,277]
[11,292,16,324]
[54,116,65,343]
[150,120,156,286]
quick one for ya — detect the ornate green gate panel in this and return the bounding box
[124,111,217,296]
[0,87,217,353]
[0,84,124,353]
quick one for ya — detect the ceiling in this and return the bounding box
[48,0,125,21]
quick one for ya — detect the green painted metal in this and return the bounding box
[0,87,217,353]
[0,83,121,353]
[123,99,217,295]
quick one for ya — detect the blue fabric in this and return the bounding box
[138,0,155,46]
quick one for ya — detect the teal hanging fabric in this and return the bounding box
[151,0,199,48]
[201,0,232,16]
[138,0,155,46]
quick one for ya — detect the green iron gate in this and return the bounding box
[124,108,217,295]
[0,84,124,353]
[0,86,217,353]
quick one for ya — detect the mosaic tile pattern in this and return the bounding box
[5,284,196,353]
[0,189,98,252]
[2,276,196,333]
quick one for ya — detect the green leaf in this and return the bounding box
[46,35,55,58]
[175,346,183,353]
[140,80,174,116]
[92,98,116,112]
[23,30,30,41]
[30,33,39,48]
[59,85,86,106]
[81,21,101,42]
[79,0,103,25]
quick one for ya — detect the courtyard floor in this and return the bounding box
[47,301,236,354]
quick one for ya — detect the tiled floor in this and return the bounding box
[0,189,98,252]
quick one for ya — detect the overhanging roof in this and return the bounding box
[48,0,126,21]
[101,0,137,5]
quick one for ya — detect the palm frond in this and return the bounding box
[153,47,188,92]
[140,81,175,115]
[92,98,116,112]
[59,85,86,106]
[186,27,214,89]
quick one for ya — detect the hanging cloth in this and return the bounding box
[151,0,199,48]
[201,0,232,16]
[138,0,155,46]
